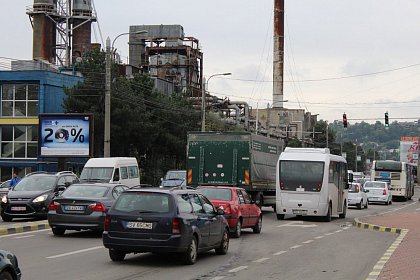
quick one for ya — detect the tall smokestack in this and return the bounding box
[72,0,93,63]
[30,0,57,63]
[273,0,284,108]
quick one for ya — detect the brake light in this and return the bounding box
[172,218,181,234]
[383,189,387,195]
[280,181,284,190]
[104,216,110,231]
[88,202,106,212]
[356,185,360,193]
[219,205,231,215]
[48,201,60,211]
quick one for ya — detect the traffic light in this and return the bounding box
[385,112,389,127]
[343,113,348,128]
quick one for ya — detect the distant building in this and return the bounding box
[0,62,83,181]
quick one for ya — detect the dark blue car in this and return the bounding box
[0,250,21,280]
[103,188,229,265]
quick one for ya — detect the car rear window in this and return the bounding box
[349,184,360,193]
[198,187,232,201]
[63,185,109,198]
[364,181,386,188]
[114,192,170,213]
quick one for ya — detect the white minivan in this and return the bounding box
[80,157,140,187]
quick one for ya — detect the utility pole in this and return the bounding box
[104,37,111,157]
[326,124,329,148]
[273,0,285,108]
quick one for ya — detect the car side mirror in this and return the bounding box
[217,208,225,215]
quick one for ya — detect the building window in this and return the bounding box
[0,125,38,159]
[1,83,39,117]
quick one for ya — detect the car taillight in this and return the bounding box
[88,202,106,212]
[316,183,322,192]
[383,189,387,195]
[104,216,110,231]
[172,218,181,234]
[280,181,284,190]
[356,185,360,193]
[48,201,60,211]
[219,205,231,215]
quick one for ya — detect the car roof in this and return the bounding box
[125,187,198,195]
[70,182,124,188]
[198,186,240,190]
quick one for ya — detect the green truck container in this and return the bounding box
[186,131,282,208]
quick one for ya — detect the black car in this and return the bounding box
[48,183,128,236]
[103,188,230,265]
[0,250,21,280]
[1,171,79,222]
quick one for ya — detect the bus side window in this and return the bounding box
[113,168,120,182]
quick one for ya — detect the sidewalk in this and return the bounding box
[0,220,49,236]
[358,201,420,280]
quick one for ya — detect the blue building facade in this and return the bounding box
[0,69,84,181]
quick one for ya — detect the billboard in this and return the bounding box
[400,136,418,165]
[39,114,93,157]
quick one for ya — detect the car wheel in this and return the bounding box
[323,203,332,222]
[339,202,347,218]
[183,236,198,265]
[215,229,229,255]
[0,271,13,280]
[109,249,126,262]
[365,200,368,209]
[232,219,242,238]
[52,227,66,236]
[252,215,262,233]
[276,214,285,220]
[357,200,362,210]
[0,212,12,222]
[389,199,392,205]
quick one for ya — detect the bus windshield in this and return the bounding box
[375,161,402,172]
[280,161,324,192]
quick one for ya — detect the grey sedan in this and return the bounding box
[48,183,128,236]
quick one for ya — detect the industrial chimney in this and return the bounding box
[273,0,285,108]
[29,0,57,63]
[72,0,93,63]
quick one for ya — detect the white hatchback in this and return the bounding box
[363,181,392,205]
[347,183,368,209]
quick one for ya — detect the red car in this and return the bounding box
[198,186,262,238]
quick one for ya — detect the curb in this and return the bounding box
[353,217,405,234]
[0,222,50,236]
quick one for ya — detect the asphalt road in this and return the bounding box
[1,197,417,280]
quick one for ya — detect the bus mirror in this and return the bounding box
[348,173,354,183]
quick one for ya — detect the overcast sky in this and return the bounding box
[1,0,420,124]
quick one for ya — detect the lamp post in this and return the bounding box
[201,72,232,132]
[104,30,148,157]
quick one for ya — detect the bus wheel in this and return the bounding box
[339,202,347,218]
[323,203,332,222]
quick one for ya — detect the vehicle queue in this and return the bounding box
[0,148,404,279]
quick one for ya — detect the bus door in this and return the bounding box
[337,162,345,212]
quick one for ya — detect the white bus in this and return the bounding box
[370,160,415,200]
[276,148,349,222]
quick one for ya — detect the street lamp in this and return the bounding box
[104,30,148,157]
[201,72,232,132]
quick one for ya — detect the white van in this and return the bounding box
[276,148,349,222]
[80,157,140,187]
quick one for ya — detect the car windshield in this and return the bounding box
[80,167,113,182]
[364,181,386,189]
[62,185,109,198]
[13,176,56,191]
[161,179,185,187]
[164,171,186,180]
[0,180,10,189]
[198,188,232,201]
[280,161,324,192]
[349,184,360,193]
[114,192,170,213]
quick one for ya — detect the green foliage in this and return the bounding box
[63,48,201,185]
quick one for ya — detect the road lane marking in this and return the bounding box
[210,277,225,280]
[13,235,34,239]
[315,235,325,239]
[276,221,317,228]
[302,240,313,244]
[335,230,343,233]
[290,245,302,249]
[0,229,50,238]
[273,250,287,256]
[324,232,334,236]
[253,257,270,263]
[228,266,248,273]
[46,246,103,259]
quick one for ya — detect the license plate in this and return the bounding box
[11,206,26,211]
[292,209,307,215]
[64,205,85,211]
[296,187,305,192]
[127,222,153,229]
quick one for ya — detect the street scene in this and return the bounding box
[1,1,420,280]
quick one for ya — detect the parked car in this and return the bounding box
[160,170,186,188]
[198,186,262,238]
[0,249,21,280]
[48,183,128,236]
[364,181,392,205]
[347,183,368,209]
[0,180,10,200]
[1,171,79,222]
[103,187,229,265]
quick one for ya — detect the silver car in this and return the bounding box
[363,181,392,205]
[348,182,368,209]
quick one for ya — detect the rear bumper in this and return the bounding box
[347,197,362,206]
[102,232,188,253]
[48,213,105,230]
[276,201,328,216]
[367,196,389,203]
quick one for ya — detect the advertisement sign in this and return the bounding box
[400,137,418,165]
[39,114,93,157]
